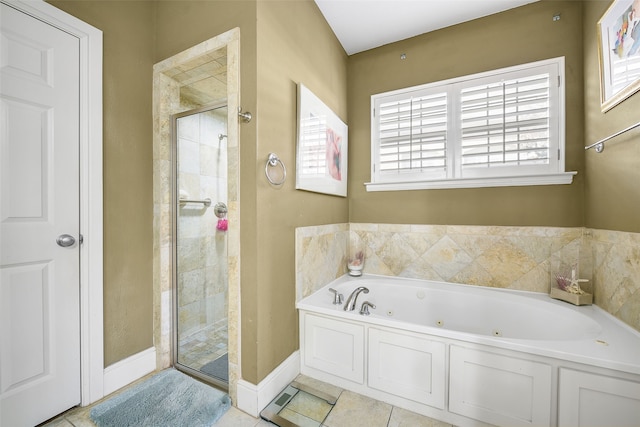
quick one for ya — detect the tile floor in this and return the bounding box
[42,373,454,427]
[178,320,228,371]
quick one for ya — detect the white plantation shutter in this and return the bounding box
[376,91,448,180]
[459,69,556,177]
[370,58,569,190]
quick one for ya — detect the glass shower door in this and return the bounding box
[173,104,229,387]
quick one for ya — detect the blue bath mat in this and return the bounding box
[90,368,231,427]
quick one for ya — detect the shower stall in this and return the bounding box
[172,103,229,388]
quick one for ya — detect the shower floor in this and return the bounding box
[177,320,228,372]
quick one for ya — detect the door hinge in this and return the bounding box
[558,76,561,87]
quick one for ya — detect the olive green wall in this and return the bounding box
[583,1,640,233]
[47,0,155,367]
[46,0,345,384]
[347,1,586,227]
[253,0,348,383]
[43,0,637,386]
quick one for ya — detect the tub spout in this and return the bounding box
[344,286,369,311]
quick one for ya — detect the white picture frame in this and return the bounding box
[296,83,348,197]
[598,0,640,112]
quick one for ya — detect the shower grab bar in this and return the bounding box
[179,198,212,207]
[585,120,640,153]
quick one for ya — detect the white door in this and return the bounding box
[0,3,81,426]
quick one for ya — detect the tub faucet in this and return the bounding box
[329,288,343,305]
[359,301,376,316]
[344,286,369,311]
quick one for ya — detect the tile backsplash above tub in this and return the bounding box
[589,229,640,332]
[295,224,640,333]
[295,223,349,302]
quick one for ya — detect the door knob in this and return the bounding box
[56,234,76,247]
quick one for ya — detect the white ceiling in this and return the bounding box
[314,0,540,55]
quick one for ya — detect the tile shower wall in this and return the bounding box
[177,110,228,339]
[153,30,240,403]
[296,224,640,333]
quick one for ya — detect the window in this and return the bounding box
[368,57,576,191]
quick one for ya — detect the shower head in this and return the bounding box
[218,134,227,143]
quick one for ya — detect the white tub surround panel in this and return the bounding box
[449,346,552,426]
[558,368,640,426]
[302,314,364,384]
[369,328,445,410]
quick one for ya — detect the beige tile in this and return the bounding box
[422,235,472,280]
[323,390,391,427]
[379,223,411,233]
[41,417,75,427]
[376,233,421,275]
[213,406,262,427]
[40,405,96,427]
[447,233,500,260]
[475,238,538,288]
[293,374,343,403]
[387,407,452,427]
[65,413,97,427]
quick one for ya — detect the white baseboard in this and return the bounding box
[236,351,300,417]
[103,347,157,397]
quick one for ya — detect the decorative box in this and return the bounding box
[549,239,593,306]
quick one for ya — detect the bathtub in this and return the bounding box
[297,274,640,427]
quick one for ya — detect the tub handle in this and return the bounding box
[359,301,376,316]
[329,288,343,305]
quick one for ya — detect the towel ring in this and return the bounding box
[265,153,286,186]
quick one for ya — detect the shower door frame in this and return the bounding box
[171,101,229,390]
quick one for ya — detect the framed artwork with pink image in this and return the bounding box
[296,83,348,197]
[598,0,640,111]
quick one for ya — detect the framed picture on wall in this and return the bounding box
[598,0,640,111]
[296,83,348,197]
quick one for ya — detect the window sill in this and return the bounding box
[365,172,577,191]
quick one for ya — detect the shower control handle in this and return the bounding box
[214,202,228,219]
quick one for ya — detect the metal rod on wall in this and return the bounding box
[179,198,212,207]
[585,121,640,153]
